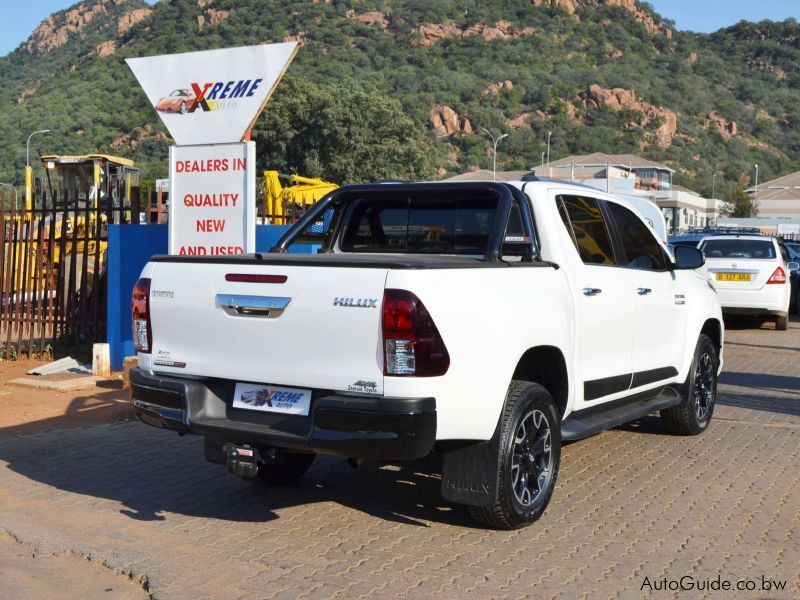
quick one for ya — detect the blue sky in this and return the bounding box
[648,0,797,32]
[0,0,797,57]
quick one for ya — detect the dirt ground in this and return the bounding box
[0,359,141,598]
[0,359,133,438]
[0,532,149,600]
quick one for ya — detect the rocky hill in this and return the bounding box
[0,0,799,195]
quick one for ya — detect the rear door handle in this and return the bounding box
[637,288,652,295]
[582,288,602,296]
[216,294,291,318]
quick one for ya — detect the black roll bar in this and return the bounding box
[270,181,521,262]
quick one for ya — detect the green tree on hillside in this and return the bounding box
[252,76,438,183]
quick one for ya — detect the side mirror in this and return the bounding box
[673,245,704,270]
[788,261,800,272]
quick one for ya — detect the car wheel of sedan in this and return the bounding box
[775,314,788,330]
[255,452,315,486]
[180,101,187,114]
[468,381,561,530]
[661,334,718,435]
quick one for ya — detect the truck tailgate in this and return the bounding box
[146,262,388,394]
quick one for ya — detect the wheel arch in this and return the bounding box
[700,318,722,356]
[511,345,569,419]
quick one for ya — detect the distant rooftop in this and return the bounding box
[746,169,800,201]
[671,184,701,196]
[444,169,532,182]
[539,152,674,173]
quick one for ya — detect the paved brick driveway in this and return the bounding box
[1,320,798,599]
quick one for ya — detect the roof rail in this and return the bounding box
[521,175,596,190]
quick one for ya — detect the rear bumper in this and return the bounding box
[716,286,789,313]
[129,368,436,461]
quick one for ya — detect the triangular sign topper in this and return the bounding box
[126,42,298,146]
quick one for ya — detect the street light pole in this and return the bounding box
[712,172,717,200]
[25,129,52,211]
[481,128,508,181]
[754,164,759,203]
[541,152,545,169]
[546,131,552,175]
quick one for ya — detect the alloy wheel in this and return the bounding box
[511,409,553,507]
[694,351,715,422]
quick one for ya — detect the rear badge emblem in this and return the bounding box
[333,297,378,308]
[348,380,379,394]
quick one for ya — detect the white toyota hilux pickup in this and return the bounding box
[130,180,723,529]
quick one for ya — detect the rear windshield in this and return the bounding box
[702,239,776,259]
[338,194,498,254]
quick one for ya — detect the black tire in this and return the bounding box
[255,452,315,486]
[179,100,187,114]
[468,381,561,530]
[775,314,788,331]
[661,334,718,435]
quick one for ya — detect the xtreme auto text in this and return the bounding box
[641,574,788,593]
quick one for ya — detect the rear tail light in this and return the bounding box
[382,289,449,376]
[132,277,152,353]
[767,266,786,284]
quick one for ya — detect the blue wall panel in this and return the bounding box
[107,224,309,370]
[107,225,168,370]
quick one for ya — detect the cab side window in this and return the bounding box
[605,202,667,271]
[556,195,615,266]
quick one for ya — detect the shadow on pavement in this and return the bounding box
[0,389,133,439]
[0,422,473,528]
[717,391,800,416]
[718,371,800,416]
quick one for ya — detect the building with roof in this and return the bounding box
[745,170,800,219]
[445,153,725,233]
[532,152,725,233]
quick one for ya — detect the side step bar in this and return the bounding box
[561,387,683,441]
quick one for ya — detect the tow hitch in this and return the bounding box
[222,443,291,479]
[224,443,261,479]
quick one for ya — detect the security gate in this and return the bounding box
[0,155,141,360]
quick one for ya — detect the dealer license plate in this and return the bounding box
[716,272,751,282]
[232,383,311,416]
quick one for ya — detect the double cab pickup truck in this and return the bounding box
[130,180,723,529]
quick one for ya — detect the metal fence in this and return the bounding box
[0,187,138,360]
[0,183,323,361]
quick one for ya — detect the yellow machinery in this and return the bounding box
[264,170,338,224]
[41,153,140,214]
[2,153,142,293]
[39,153,141,255]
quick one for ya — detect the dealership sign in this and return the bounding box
[168,142,256,255]
[126,43,298,145]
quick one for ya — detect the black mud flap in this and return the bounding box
[441,418,503,506]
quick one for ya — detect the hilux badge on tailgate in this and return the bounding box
[333,297,378,308]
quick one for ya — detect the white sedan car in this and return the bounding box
[700,235,799,330]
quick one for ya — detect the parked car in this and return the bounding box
[155,89,195,114]
[668,227,762,249]
[787,243,800,314]
[130,180,723,529]
[786,242,800,262]
[699,235,799,329]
